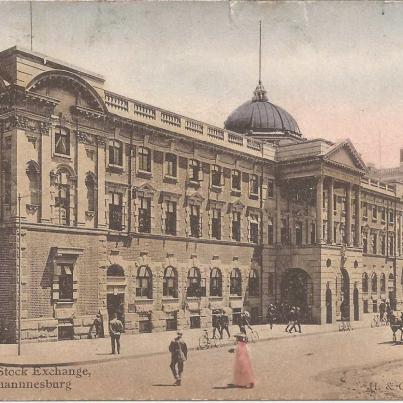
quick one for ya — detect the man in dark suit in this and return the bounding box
[109,312,123,354]
[169,331,188,386]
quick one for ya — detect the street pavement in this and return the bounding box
[0,325,402,400]
[0,321,367,366]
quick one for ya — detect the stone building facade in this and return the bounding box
[0,46,402,342]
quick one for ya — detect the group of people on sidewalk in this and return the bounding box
[267,303,303,333]
[212,309,231,339]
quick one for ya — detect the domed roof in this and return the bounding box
[224,82,302,137]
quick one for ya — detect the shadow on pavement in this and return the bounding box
[212,384,239,389]
[377,341,403,345]
[152,384,178,387]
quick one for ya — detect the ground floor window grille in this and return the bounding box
[58,325,74,340]
[139,314,152,333]
[190,315,200,329]
[166,318,178,331]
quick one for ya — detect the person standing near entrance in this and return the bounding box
[169,331,188,386]
[219,310,231,339]
[109,312,123,354]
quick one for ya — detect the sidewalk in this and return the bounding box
[0,321,372,367]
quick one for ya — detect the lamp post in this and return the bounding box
[17,193,22,356]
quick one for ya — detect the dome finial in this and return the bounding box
[252,21,268,102]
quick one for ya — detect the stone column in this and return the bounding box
[76,133,87,227]
[96,137,106,228]
[316,176,323,244]
[327,178,334,244]
[40,122,52,223]
[399,213,403,256]
[355,187,362,247]
[276,183,282,244]
[346,183,352,246]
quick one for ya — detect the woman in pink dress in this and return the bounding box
[231,334,256,388]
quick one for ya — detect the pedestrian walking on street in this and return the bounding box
[285,306,296,333]
[169,331,188,386]
[229,334,255,388]
[267,304,277,330]
[109,312,123,354]
[219,310,231,339]
[239,312,253,335]
[93,312,104,338]
[288,306,302,333]
[212,310,222,339]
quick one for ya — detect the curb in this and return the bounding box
[0,324,375,368]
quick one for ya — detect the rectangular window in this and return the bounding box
[333,194,337,212]
[267,219,274,245]
[165,153,177,178]
[109,140,123,166]
[190,205,201,238]
[267,180,274,198]
[211,165,223,187]
[231,170,241,191]
[211,209,221,240]
[139,147,151,172]
[296,222,303,246]
[138,197,151,233]
[322,192,326,209]
[189,159,202,182]
[250,214,259,244]
[381,208,386,223]
[372,234,377,254]
[232,212,241,242]
[389,211,394,224]
[372,205,378,220]
[165,201,177,235]
[58,264,73,301]
[363,236,368,253]
[109,192,123,231]
[311,223,316,244]
[362,202,368,218]
[190,316,201,329]
[389,235,394,256]
[55,127,70,156]
[166,317,178,331]
[381,235,386,255]
[249,174,259,197]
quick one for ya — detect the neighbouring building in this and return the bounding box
[0,46,402,342]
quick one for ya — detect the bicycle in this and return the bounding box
[240,327,259,343]
[198,329,220,349]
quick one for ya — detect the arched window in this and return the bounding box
[187,267,201,297]
[26,161,40,205]
[248,269,259,297]
[210,268,222,297]
[53,167,73,226]
[107,264,124,277]
[85,173,96,212]
[136,266,152,298]
[380,273,386,292]
[371,273,377,293]
[230,268,242,296]
[362,272,368,293]
[163,266,178,298]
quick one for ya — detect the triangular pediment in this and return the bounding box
[187,192,205,203]
[324,139,366,171]
[231,200,245,212]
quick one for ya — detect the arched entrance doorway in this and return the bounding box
[326,285,332,323]
[281,268,313,323]
[353,287,359,321]
[337,269,350,321]
[107,265,126,327]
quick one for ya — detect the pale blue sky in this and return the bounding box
[0,1,402,167]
